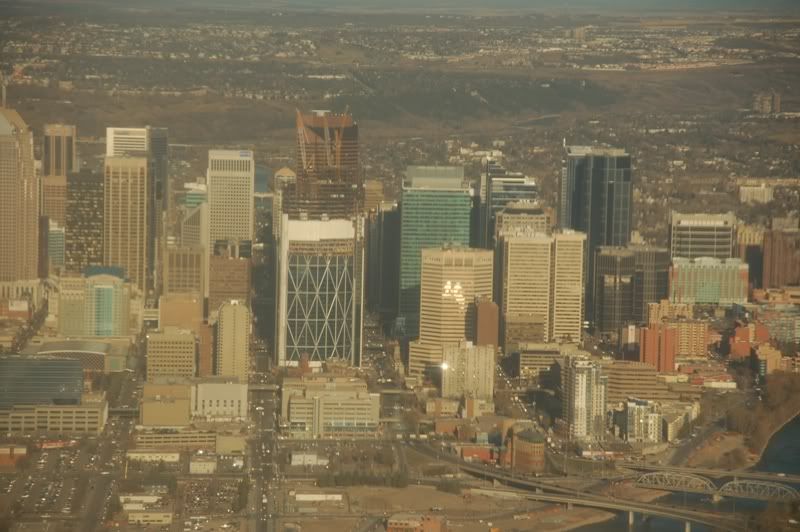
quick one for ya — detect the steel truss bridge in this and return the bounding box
[635,471,800,502]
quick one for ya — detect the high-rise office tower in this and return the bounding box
[669,257,748,307]
[559,146,632,325]
[593,246,636,334]
[441,341,495,400]
[479,159,538,248]
[65,169,104,274]
[276,217,361,368]
[48,221,65,271]
[366,201,400,318]
[208,242,251,317]
[408,246,493,377]
[106,127,151,156]
[474,298,499,347]
[283,110,360,220]
[669,211,736,260]
[43,124,78,178]
[631,246,670,324]
[216,300,250,382]
[106,126,167,194]
[363,179,384,214]
[494,201,551,242]
[499,232,553,347]
[38,216,50,280]
[162,245,206,297]
[146,327,197,381]
[207,150,255,248]
[737,224,764,289]
[57,266,131,337]
[0,109,38,282]
[181,203,210,251]
[562,355,607,441]
[397,167,472,338]
[103,156,150,293]
[499,230,587,349]
[762,229,800,289]
[159,293,203,334]
[42,124,77,226]
[84,267,131,337]
[106,127,168,259]
[551,231,587,344]
[277,110,365,369]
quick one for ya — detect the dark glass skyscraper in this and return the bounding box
[478,159,538,248]
[631,245,670,323]
[560,146,632,325]
[593,246,635,334]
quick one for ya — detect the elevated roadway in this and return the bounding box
[410,443,744,531]
[621,462,800,484]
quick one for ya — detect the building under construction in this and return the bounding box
[283,109,361,220]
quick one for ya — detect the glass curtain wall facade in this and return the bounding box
[397,187,472,338]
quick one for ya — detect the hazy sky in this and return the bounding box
[283,0,795,9]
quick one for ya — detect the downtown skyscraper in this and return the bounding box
[275,109,365,367]
[0,108,38,283]
[283,110,361,220]
[42,123,78,227]
[103,156,150,293]
[408,246,493,377]
[276,217,361,368]
[498,228,586,349]
[478,159,538,249]
[559,145,632,326]
[397,166,473,339]
[207,149,255,247]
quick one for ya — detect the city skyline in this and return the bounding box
[0,3,798,530]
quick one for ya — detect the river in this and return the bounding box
[575,415,800,531]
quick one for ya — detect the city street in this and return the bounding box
[249,387,280,532]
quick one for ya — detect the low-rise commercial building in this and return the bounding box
[191,380,248,422]
[281,375,380,439]
[387,513,447,532]
[0,400,108,435]
[189,454,218,475]
[133,430,240,452]
[140,381,192,427]
[125,450,181,463]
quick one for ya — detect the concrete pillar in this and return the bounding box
[628,511,635,527]
[684,522,691,532]
[566,502,573,510]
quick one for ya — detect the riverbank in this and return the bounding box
[685,431,757,470]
